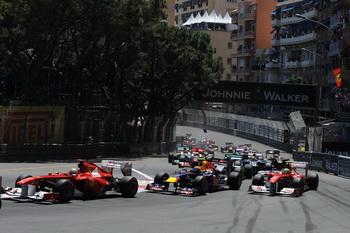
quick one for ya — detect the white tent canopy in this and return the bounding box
[182,10,233,26]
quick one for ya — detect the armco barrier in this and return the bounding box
[293,151,341,176]
[339,156,350,178]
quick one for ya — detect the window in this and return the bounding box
[227,58,232,64]
[228,42,232,49]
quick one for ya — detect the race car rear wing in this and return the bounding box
[101,160,132,176]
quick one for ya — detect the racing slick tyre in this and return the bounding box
[252,174,264,186]
[154,172,170,190]
[120,176,139,198]
[292,177,305,195]
[307,173,319,190]
[15,175,33,187]
[233,166,243,177]
[227,172,242,190]
[244,164,253,179]
[53,179,75,203]
[168,153,174,163]
[265,163,272,171]
[194,176,209,195]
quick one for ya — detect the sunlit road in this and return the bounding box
[1,126,350,233]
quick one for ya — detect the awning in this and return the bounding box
[321,40,332,45]
[301,0,315,7]
[270,28,276,34]
[281,5,297,12]
[270,8,281,15]
[268,51,278,56]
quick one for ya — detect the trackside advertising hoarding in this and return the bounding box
[194,81,317,108]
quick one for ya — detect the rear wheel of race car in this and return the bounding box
[120,176,139,198]
[252,174,264,186]
[244,164,253,179]
[53,179,75,203]
[265,163,272,171]
[168,153,174,163]
[233,166,243,176]
[228,172,242,190]
[194,176,209,195]
[15,175,32,187]
[292,177,305,194]
[307,173,319,190]
[154,172,169,190]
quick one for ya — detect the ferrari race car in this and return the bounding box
[146,159,242,195]
[1,159,139,203]
[248,162,319,197]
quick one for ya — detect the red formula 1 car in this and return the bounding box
[248,162,319,197]
[1,160,138,203]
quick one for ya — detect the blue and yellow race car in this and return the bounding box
[146,159,242,195]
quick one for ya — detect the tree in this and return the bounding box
[285,74,302,84]
[120,25,223,118]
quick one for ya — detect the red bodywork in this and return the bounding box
[17,161,114,195]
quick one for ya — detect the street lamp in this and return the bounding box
[294,14,337,39]
[301,48,323,58]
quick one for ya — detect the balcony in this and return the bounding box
[231,68,251,75]
[301,59,315,67]
[330,12,342,29]
[277,0,304,7]
[271,18,281,27]
[237,12,256,22]
[328,41,341,57]
[285,60,301,68]
[280,32,316,45]
[231,49,255,58]
[231,30,255,41]
[265,62,281,69]
[281,9,317,26]
[271,38,281,47]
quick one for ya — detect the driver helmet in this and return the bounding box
[192,166,201,173]
[282,168,290,174]
[69,168,78,175]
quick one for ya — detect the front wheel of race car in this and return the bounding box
[244,164,253,179]
[154,172,170,190]
[120,176,138,198]
[194,176,209,195]
[53,179,75,203]
[15,174,33,187]
[228,172,242,190]
[252,174,264,186]
[307,173,319,190]
[292,177,305,195]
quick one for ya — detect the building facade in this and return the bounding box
[268,0,350,123]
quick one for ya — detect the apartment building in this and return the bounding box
[165,0,239,81]
[269,0,350,122]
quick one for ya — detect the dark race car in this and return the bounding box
[1,159,139,203]
[242,153,272,179]
[221,142,235,153]
[146,159,242,196]
[248,162,319,197]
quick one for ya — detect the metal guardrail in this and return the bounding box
[339,156,350,178]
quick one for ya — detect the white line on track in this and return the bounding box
[132,168,153,180]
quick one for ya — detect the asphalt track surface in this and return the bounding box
[1,126,350,233]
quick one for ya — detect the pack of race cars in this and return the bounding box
[0,135,319,204]
[157,135,319,197]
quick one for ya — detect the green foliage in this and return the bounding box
[0,0,223,118]
[285,74,302,84]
